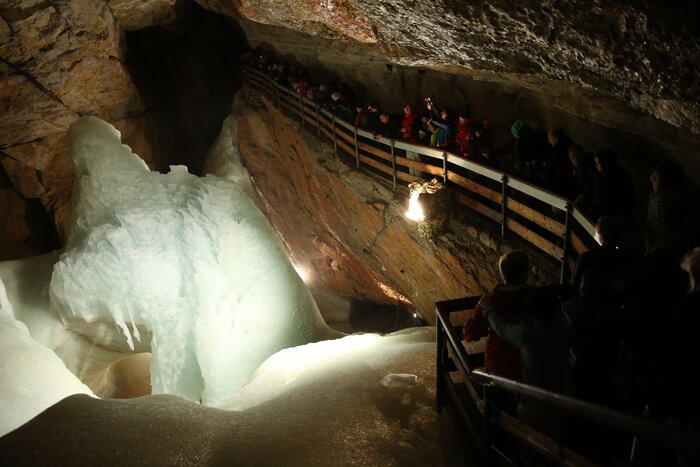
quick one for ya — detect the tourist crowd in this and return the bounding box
[243,48,694,250]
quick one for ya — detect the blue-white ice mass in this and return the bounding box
[49,117,336,404]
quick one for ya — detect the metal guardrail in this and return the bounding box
[435,296,699,466]
[243,67,598,281]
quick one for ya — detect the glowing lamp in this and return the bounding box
[405,191,425,221]
[404,178,450,239]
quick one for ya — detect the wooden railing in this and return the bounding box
[435,296,700,466]
[243,67,600,281]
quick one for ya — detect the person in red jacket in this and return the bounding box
[462,250,533,382]
[399,104,418,142]
[454,112,472,157]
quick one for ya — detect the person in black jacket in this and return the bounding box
[645,160,686,255]
[591,149,635,219]
[542,128,574,197]
[365,102,382,133]
[374,112,400,140]
[510,120,548,180]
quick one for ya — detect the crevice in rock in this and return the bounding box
[368,202,391,250]
[0,56,78,116]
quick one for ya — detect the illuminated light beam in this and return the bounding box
[293,264,310,283]
[405,191,425,222]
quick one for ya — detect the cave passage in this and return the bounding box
[125,2,247,175]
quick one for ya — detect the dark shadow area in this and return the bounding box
[313,288,429,334]
[124,2,246,174]
[349,299,428,333]
[0,161,60,260]
[23,197,60,253]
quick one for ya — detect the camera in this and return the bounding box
[424,97,432,103]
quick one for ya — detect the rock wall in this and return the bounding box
[0,0,166,258]
[0,0,241,259]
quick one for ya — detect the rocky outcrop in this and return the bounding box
[197,0,375,42]
[108,0,179,30]
[0,0,168,254]
[231,90,556,322]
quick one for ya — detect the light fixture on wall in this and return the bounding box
[404,178,450,240]
[405,190,425,221]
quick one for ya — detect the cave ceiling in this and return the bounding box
[201,0,700,134]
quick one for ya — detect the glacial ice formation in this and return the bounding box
[49,117,337,404]
[0,276,94,437]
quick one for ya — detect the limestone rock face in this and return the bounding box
[0,185,35,259]
[108,0,179,30]
[0,0,171,256]
[0,0,142,122]
[196,0,375,42]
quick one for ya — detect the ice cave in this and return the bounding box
[1,0,699,466]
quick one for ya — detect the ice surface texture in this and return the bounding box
[0,277,94,437]
[49,117,336,404]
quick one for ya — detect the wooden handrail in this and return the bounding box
[471,370,700,462]
[242,67,598,269]
[434,296,700,466]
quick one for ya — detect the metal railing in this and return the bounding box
[435,296,699,466]
[242,67,600,281]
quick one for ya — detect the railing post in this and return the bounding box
[299,95,304,126]
[435,317,445,411]
[315,105,321,137]
[390,140,397,190]
[560,202,572,284]
[277,85,281,110]
[482,384,493,461]
[442,152,448,185]
[501,174,508,238]
[354,127,360,169]
[332,115,338,155]
[287,88,292,113]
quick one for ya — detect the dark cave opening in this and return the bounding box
[0,162,60,261]
[124,2,247,175]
